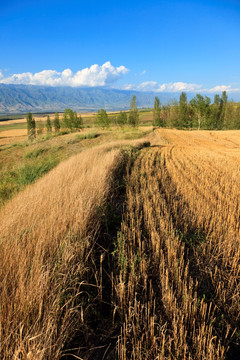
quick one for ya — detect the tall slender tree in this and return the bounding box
[190,94,211,130]
[116,111,128,127]
[26,112,36,139]
[179,92,189,128]
[53,112,61,132]
[63,109,75,131]
[210,94,223,129]
[46,115,52,133]
[153,96,162,126]
[96,109,110,128]
[128,95,139,127]
[219,91,228,129]
[72,112,83,131]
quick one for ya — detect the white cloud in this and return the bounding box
[128,81,240,93]
[0,70,3,79]
[207,85,240,93]
[140,70,147,75]
[137,81,158,91]
[121,84,135,90]
[157,82,202,92]
[0,62,129,87]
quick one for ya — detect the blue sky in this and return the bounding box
[0,0,240,93]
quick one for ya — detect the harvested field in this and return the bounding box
[114,129,240,359]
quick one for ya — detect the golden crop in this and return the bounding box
[114,129,240,359]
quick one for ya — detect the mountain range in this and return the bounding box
[0,84,239,114]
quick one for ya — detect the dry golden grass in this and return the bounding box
[0,141,133,359]
[0,129,27,145]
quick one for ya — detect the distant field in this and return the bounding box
[0,127,239,359]
[0,109,153,145]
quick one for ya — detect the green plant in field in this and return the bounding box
[14,157,59,186]
[24,147,49,159]
[96,109,110,128]
[26,112,36,139]
[0,155,59,205]
[63,109,83,131]
[46,116,52,133]
[112,231,127,273]
[53,112,61,132]
[116,111,128,127]
[128,96,139,127]
[153,96,162,127]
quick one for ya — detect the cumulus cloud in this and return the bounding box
[0,70,3,79]
[137,81,158,91]
[157,82,202,92]
[207,85,240,93]
[0,62,129,87]
[132,81,240,93]
[121,84,135,90]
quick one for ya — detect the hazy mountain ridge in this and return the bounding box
[0,84,175,113]
[0,84,239,114]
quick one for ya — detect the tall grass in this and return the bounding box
[0,155,59,205]
[0,144,128,359]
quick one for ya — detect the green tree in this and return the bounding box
[116,111,128,127]
[210,94,223,129]
[222,91,228,104]
[46,115,52,133]
[190,94,211,130]
[153,96,162,126]
[220,91,228,129]
[128,95,139,127]
[96,109,110,128]
[36,121,44,135]
[179,92,189,128]
[26,112,36,139]
[63,109,74,131]
[167,100,180,128]
[72,112,83,131]
[53,112,61,132]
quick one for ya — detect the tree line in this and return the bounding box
[96,95,139,128]
[26,91,240,139]
[152,91,240,130]
[26,109,83,139]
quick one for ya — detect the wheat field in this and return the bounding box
[114,129,240,359]
[0,129,240,359]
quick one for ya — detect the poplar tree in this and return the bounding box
[53,112,60,132]
[190,94,211,130]
[116,111,128,126]
[211,94,223,129]
[72,112,83,131]
[219,91,228,129]
[26,112,36,139]
[46,115,52,133]
[179,92,189,128]
[153,96,162,126]
[128,95,139,127]
[96,109,110,128]
[63,109,74,131]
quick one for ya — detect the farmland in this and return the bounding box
[0,124,240,359]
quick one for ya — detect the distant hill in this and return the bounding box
[0,84,176,114]
[0,84,239,114]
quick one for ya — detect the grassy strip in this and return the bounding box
[0,154,59,205]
